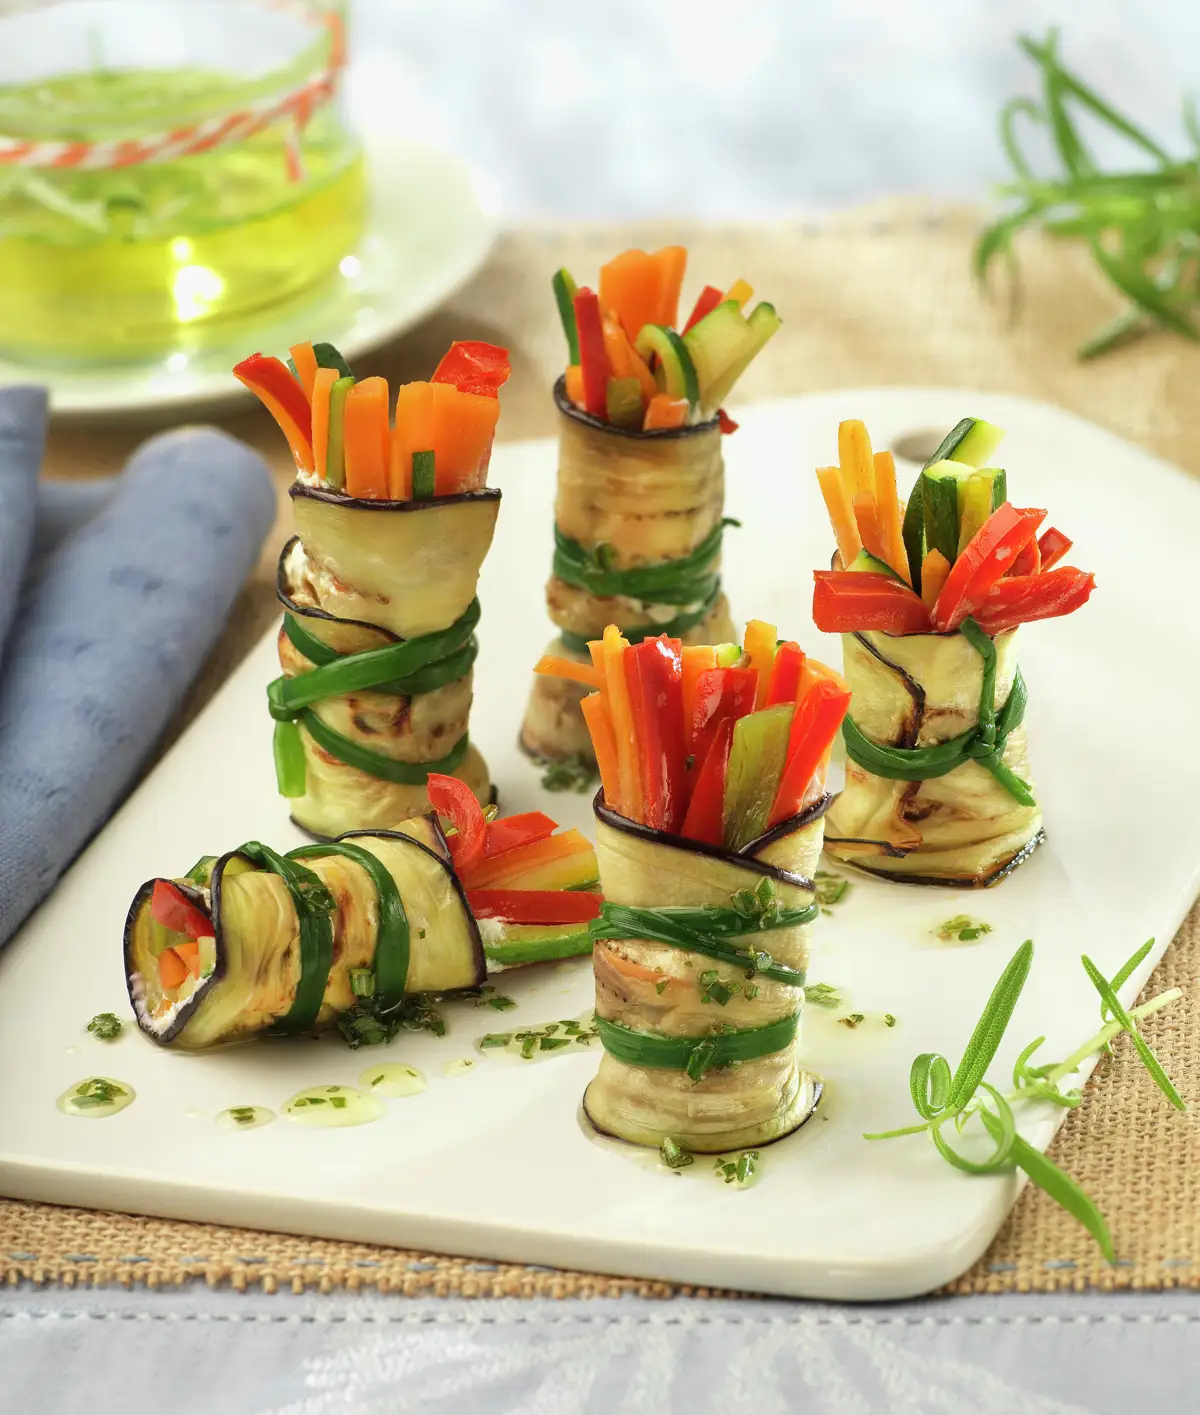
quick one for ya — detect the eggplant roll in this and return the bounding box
[125,816,486,1049]
[276,481,500,837]
[520,382,736,762]
[583,796,827,1152]
[825,628,1043,886]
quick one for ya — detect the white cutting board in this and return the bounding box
[3,391,1198,1302]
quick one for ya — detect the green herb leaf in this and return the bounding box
[814,870,850,908]
[488,996,517,1012]
[660,1137,694,1170]
[87,1012,124,1041]
[803,982,842,1009]
[947,940,1034,1111]
[1080,954,1185,1111]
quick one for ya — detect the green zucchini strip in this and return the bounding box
[590,901,814,987]
[289,841,410,1009]
[841,616,1036,806]
[596,1013,800,1081]
[298,712,470,785]
[552,518,737,605]
[234,842,336,1035]
[558,581,722,655]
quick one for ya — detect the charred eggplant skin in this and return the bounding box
[552,376,718,440]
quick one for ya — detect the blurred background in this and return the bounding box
[354,0,1198,218]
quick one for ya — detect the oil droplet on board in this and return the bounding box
[281,1085,384,1128]
[443,1058,477,1078]
[56,1077,134,1119]
[358,1063,426,1098]
[216,1106,275,1131]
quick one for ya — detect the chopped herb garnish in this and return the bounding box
[655,979,669,995]
[540,1036,571,1051]
[480,1033,512,1049]
[698,969,735,1006]
[745,984,760,1000]
[838,1013,865,1029]
[372,1074,385,1086]
[349,968,376,998]
[660,1137,694,1170]
[736,1150,759,1184]
[884,1013,897,1028]
[337,994,446,1049]
[419,929,426,939]
[71,1078,126,1109]
[540,754,600,794]
[228,1106,257,1125]
[684,753,696,771]
[936,915,993,943]
[329,1096,347,1109]
[815,869,850,910]
[803,982,842,1009]
[87,1012,123,1041]
[488,996,517,1011]
[520,1036,538,1059]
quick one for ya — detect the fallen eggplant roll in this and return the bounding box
[586,799,827,1151]
[538,619,849,1153]
[521,247,783,764]
[125,786,602,1050]
[824,624,1043,885]
[812,415,1095,887]
[235,339,509,837]
[125,817,484,1049]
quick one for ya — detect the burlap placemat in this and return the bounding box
[7,203,1199,1295]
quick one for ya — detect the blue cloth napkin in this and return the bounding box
[0,393,276,945]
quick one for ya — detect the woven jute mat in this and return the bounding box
[8,203,1200,1296]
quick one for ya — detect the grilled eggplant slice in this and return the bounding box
[520,380,735,761]
[825,628,1044,886]
[583,795,828,1152]
[124,820,485,1050]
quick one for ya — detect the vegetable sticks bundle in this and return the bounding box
[538,622,850,850]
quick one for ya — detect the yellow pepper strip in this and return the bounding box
[534,654,604,691]
[581,694,621,810]
[724,278,754,309]
[920,549,952,611]
[872,450,912,585]
[852,490,890,566]
[838,419,875,499]
[602,625,644,823]
[816,465,863,569]
[742,619,779,710]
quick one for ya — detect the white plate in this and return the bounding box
[1,130,495,417]
[2,390,1198,1302]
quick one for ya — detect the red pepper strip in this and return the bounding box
[971,567,1096,637]
[430,341,512,397]
[812,572,933,636]
[233,353,314,474]
[485,811,557,856]
[466,889,602,924]
[689,665,757,769]
[1009,536,1041,578]
[769,681,852,826]
[150,880,211,940]
[717,408,739,435]
[426,773,488,876]
[1037,526,1073,572]
[626,636,687,833]
[573,287,611,419]
[933,505,1046,632]
[680,716,734,847]
[682,284,725,334]
[766,641,805,706]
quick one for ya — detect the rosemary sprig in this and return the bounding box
[978,29,1200,359]
[865,939,1184,1259]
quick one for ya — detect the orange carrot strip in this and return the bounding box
[581,693,621,808]
[173,940,202,978]
[602,625,643,822]
[390,381,436,499]
[920,549,952,611]
[798,656,849,704]
[599,249,663,344]
[534,654,603,690]
[310,366,338,484]
[681,645,717,740]
[564,364,586,407]
[853,490,890,564]
[838,419,875,498]
[653,245,687,328]
[643,394,688,430]
[343,377,391,498]
[586,638,605,672]
[602,315,657,403]
[742,618,778,710]
[599,944,666,984]
[872,450,911,584]
[430,382,500,494]
[158,948,189,990]
[816,465,862,568]
[288,342,319,402]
